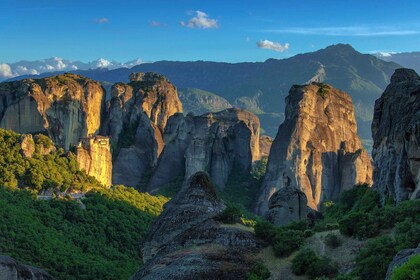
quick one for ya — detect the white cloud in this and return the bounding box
[260,26,420,37]
[0,63,13,78]
[123,59,143,68]
[95,18,109,24]
[180,11,219,29]
[95,58,112,68]
[257,40,289,52]
[150,21,162,27]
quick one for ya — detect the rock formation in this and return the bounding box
[0,255,54,280]
[256,83,373,215]
[131,172,259,280]
[259,135,272,159]
[265,186,310,226]
[372,68,420,203]
[76,136,112,187]
[0,73,106,149]
[103,72,182,187]
[20,134,56,158]
[385,243,420,280]
[146,108,261,193]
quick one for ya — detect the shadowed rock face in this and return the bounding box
[103,72,182,187]
[372,68,420,203]
[256,83,373,215]
[385,243,420,280]
[0,73,106,149]
[132,172,259,280]
[146,108,261,193]
[265,186,310,226]
[0,255,55,280]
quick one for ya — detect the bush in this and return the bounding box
[291,248,337,279]
[391,254,420,280]
[354,235,396,280]
[339,212,379,239]
[273,230,305,257]
[324,233,342,248]
[307,257,338,279]
[216,205,243,224]
[246,261,271,280]
[304,229,315,237]
[254,220,277,243]
[292,248,318,275]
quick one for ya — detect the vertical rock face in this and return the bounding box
[76,136,112,187]
[103,73,182,187]
[132,172,259,280]
[0,74,106,149]
[146,108,261,193]
[372,68,420,202]
[0,255,55,280]
[259,135,273,159]
[256,83,372,215]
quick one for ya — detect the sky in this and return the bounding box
[1,0,420,63]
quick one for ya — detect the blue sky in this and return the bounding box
[1,0,419,63]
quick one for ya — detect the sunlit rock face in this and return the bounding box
[372,68,420,203]
[256,83,372,215]
[102,72,182,187]
[76,136,112,187]
[0,73,106,149]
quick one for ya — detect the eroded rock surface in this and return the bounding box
[0,73,106,149]
[0,255,54,280]
[265,186,310,226]
[76,136,112,187]
[147,108,261,193]
[132,172,259,280]
[256,83,372,215]
[103,72,182,187]
[372,68,420,202]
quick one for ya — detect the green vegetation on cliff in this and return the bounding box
[0,186,167,279]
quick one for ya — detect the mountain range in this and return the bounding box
[3,44,412,141]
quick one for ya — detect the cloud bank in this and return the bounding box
[180,11,219,29]
[0,57,144,81]
[257,40,289,52]
[261,26,420,36]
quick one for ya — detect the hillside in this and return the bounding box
[0,128,168,279]
[375,52,420,74]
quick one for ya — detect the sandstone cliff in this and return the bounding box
[103,72,182,187]
[146,108,261,193]
[0,255,54,280]
[372,68,420,202]
[256,83,372,215]
[76,136,112,187]
[132,172,259,279]
[0,73,106,149]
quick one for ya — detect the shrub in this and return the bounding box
[254,220,277,243]
[324,233,342,248]
[246,261,271,280]
[216,205,243,224]
[304,229,315,238]
[391,254,420,280]
[307,257,338,279]
[273,230,305,257]
[354,235,396,280]
[292,248,318,275]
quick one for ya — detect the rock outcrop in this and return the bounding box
[259,135,272,159]
[0,255,54,280]
[76,136,112,187]
[146,108,261,193]
[372,68,420,203]
[265,186,310,226]
[256,83,373,215]
[0,73,106,149]
[103,72,182,187]
[131,172,259,280]
[385,243,420,280]
[20,134,56,158]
